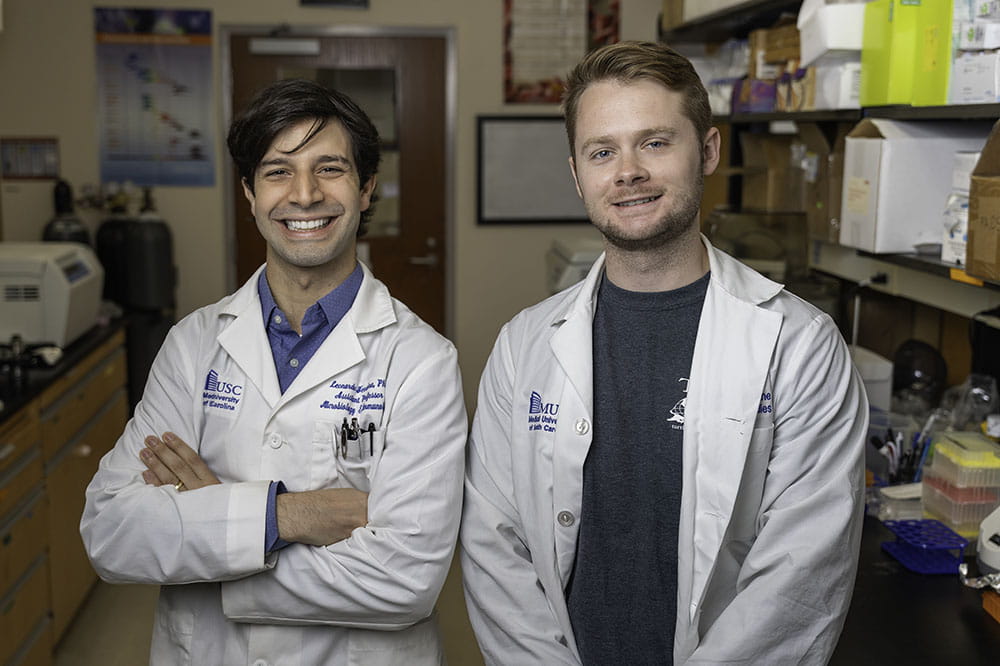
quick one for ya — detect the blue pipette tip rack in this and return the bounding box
[881,519,968,574]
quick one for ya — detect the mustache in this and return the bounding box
[271,204,345,218]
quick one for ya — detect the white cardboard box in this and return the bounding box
[951,49,1000,103]
[959,20,1000,49]
[797,0,867,67]
[839,118,991,253]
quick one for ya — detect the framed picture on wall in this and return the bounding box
[477,115,587,224]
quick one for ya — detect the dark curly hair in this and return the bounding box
[227,78,381,235]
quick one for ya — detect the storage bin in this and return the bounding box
[929,432,1000,488]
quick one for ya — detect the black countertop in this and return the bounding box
[832,516,1000,664]
[0,320,125,424]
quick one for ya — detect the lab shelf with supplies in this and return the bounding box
[831,516,1000,664]
[663,0,1000,317]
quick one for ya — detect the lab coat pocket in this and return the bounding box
[728,424,774,541]
[150,586,195,663]
[310,421,340,489]
[347,612,443,666]
[336,425,386,492]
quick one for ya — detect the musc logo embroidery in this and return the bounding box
[205,369,243,396]
[528,391,559,432]
[203,369,243,413]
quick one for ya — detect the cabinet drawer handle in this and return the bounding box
[0,443,15,462]
[74,444,93,458]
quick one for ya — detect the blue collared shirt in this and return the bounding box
[258,264,364,552]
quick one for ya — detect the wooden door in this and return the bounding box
[229,33,448,333]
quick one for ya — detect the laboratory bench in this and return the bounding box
[1,321,128,665]
[831,516,1000,665]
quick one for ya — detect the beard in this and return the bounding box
[592,170,704,253]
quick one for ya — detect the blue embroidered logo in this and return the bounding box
[529,391,559,415]
[527,391,559,433]
[202,369,243,413]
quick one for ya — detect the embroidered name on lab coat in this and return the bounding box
[319,378,387,417]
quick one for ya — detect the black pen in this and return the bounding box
[367,422,376,456]
[340,418,348,458]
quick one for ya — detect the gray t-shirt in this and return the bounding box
[567,270,709,665]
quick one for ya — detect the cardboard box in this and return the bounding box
[968,120,1000,280]
[764,22,801,63]
[951,49,1000,104]
[827,125,850,244]
[776,66,815,112]
[976,0,1000,20]
[839,118,991,253]
[661,0,684,31]
[797,0,867,67]
[703,209,809,281]
[814,59,862,109]
[731,77,777,114]
[860,0,921,106]
[682,0,742,22]
[959,20,1000,49]
[749,28,781,80]
[740,133,804,212]
[796,122,851,243]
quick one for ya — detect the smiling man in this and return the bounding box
[81,79,466,665]
[461,42,869,664]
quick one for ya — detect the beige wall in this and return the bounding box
[0,0,661,404]
[0,2,660,658]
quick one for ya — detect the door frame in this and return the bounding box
[220,24,458,339]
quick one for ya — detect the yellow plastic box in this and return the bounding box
[928,431,1000,487]
[860,0,921,106]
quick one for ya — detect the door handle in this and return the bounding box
[409,253,439,267]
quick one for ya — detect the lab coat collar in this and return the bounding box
[216,262,397,409]
[217,265,282,407]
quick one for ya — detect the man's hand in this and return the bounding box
[140,431,221,492]
[277,489,369,546]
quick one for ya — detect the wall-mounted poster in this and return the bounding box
[95,8,214,186]
[503,0,620,104]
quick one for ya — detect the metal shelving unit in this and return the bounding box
[665,1,1000,307]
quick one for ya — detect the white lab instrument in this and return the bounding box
[545,238,603,294]
[0,242,104,347]
[849,346,893,413]
[979,504,1000,574]
[960,504,1000,591]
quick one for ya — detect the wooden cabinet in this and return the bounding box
[0,404,51,666]
[0,325,129,663]
[38,328,128,642]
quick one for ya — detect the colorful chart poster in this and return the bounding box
[95,8,214,186]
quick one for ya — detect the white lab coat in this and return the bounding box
[81,263,467,666]
[461,239,868,665]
